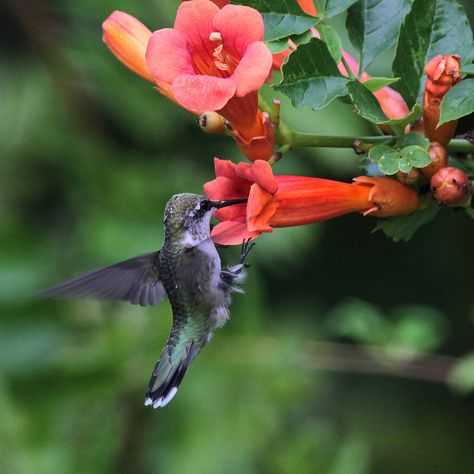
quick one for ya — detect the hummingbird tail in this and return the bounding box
[144,340,198,409]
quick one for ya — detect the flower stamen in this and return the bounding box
[209,31,237,73]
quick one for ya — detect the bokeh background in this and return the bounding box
[2,1,474,473]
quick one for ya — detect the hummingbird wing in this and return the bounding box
[39,252,167,306]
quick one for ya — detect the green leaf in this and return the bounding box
[274,39,350,110]
[399,132,429,149]
[374,199,440,242]
[390,306,447,354]
[368,145,400,174]
[317,23,343,63]
[439,80,474,126]
[363,77,400,92]
[397,155,412,173]
[462,64,474,75]
[236,0,318,41]
[368,145,395,163]
[346,80,389,123]
[266,39,289,54]
[326,300,388,345]
[393,0,474,107]
[347,81,422,134]
[448,353,474,395]
[266,30,313,53]
[346,0,411,71]
[383,103,423,136]
[400,145,431,168]
[323,0,359,18]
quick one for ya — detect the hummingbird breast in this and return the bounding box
[160,238,228,331]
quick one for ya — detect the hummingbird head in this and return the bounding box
[164,193,246,247]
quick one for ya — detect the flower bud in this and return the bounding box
[423,55,461,145]
[396,168,421,186]
[353,176,420,217]
[430,167,472,206]
[297,0,317,15]
[198,112,227,134]
[420,142,449,179]
[424,55,461,96]
[102,11,154,82]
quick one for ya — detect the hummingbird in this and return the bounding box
[41,193,253,409]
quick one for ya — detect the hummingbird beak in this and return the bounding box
[210,198,248,209]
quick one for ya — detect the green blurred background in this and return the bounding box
[2,1,474,473]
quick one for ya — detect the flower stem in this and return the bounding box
[280,130,474,154]
[447,139,474,154]
[284,131,396,148]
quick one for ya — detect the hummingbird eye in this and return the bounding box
[200,200,213,211]
[188,200,212,221]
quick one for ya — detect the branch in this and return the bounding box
[300,340,456,384]
[223,337,458,385]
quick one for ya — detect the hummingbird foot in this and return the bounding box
[239,239,255,267]
[220,240,254,293]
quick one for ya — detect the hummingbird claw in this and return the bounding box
[239,239,255,265]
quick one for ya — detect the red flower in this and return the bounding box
[103,3,274,161]
[423,55,462,145]
[204,159,420,244]
[146,0,274,161]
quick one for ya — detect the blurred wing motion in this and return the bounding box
[39,252,167,307]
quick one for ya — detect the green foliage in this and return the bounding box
[367,142,430,175]
[346,0,411,71]
[236,0,318,41]
[346,80,389,121]
[399,145,431,170]
[265,0,472,163]
[322,0,359,18]
[274,39,350,109]
[327,300,447,353]
[439,79,474,125]
[393,0,474,107]
[317,23,343,63]
[462,64,474,74]
[362,77,400,92]
[449,354,474,394]
[346,81,422,134]
[389,305,447,355]
[399,131,430,149]
[368,145,400,174]
[373,199,441,241]
[382,104,423,136]
[266,30,313,53]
